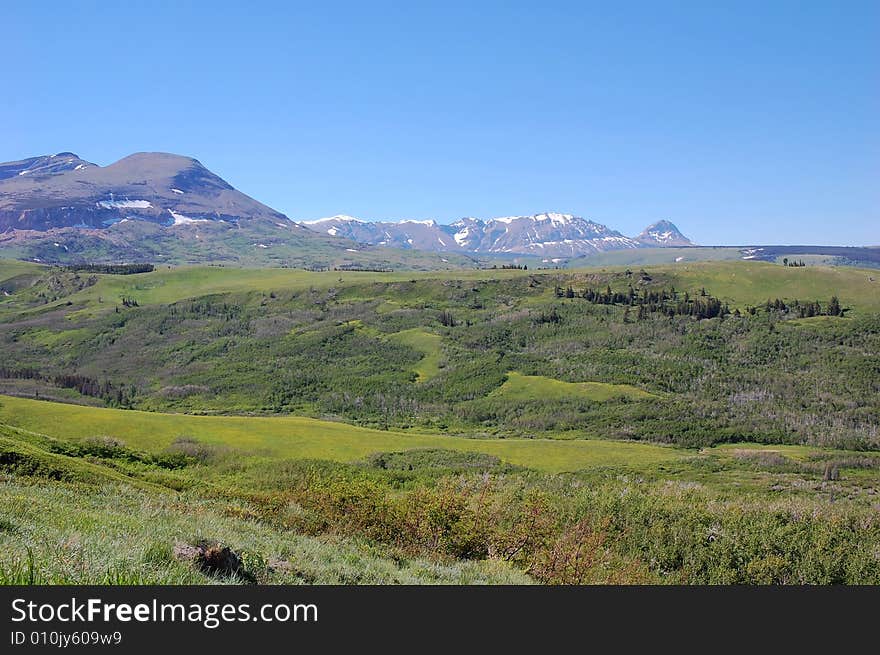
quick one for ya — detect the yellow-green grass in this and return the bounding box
[0,259,44,299]
[710,442,846,462]
[560,261,879,313]
[492,372,656,402]
[387,328,443,382]
[0,396,682,473]
[660,261,880,313]
[18,327,93,348]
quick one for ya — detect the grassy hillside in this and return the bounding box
[663,262,880,312]
[0,423,531,584]
[0,396,683,473]
[0,259,44,282]
[0,260,877,448]
[2,412,879,584]
[566,246,880,270]
[3,259,878,316]
[387,328,444,381]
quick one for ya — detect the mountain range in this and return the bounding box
[301,214,692,258]
[0,151,692,266]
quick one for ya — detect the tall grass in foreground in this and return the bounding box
[0,475,532,585]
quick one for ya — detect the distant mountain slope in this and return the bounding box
[0,152,477,270]
[0,151,291,231]
[302,213,690,258]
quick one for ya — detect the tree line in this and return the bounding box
[65,263,155,275]
[554,284,731,320]
[0,366,135,406]
[745,296,844,318]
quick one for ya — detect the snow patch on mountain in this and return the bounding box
[97,199,153,209]
[168,209,210,225]
[400,219,437,226]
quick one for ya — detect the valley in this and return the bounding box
[1,257,879,584]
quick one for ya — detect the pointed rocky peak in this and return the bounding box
[636,220,693,246]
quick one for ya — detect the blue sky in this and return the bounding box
[4,1,877,245]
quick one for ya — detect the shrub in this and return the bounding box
[162,437,225,465]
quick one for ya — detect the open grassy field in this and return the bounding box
[387,328,444,381]
[0,259,44,298]
[0,396,683,473]
[492,372,657,402]
[661,262,880,313]
[0,474,532,584]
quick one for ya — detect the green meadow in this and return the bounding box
[387,328,444,382]
[491,372,657,402]
[662,262,880,313]
[0,395,682,473]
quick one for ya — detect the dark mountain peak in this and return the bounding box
[635,220,693,246]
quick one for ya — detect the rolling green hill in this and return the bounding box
[3,258,876,317]
[2,258,879,585]
[0,260,877,448]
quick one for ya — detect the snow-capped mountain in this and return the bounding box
[453,213,639,256]
[636,220,693,247]
[302,213,692,257]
